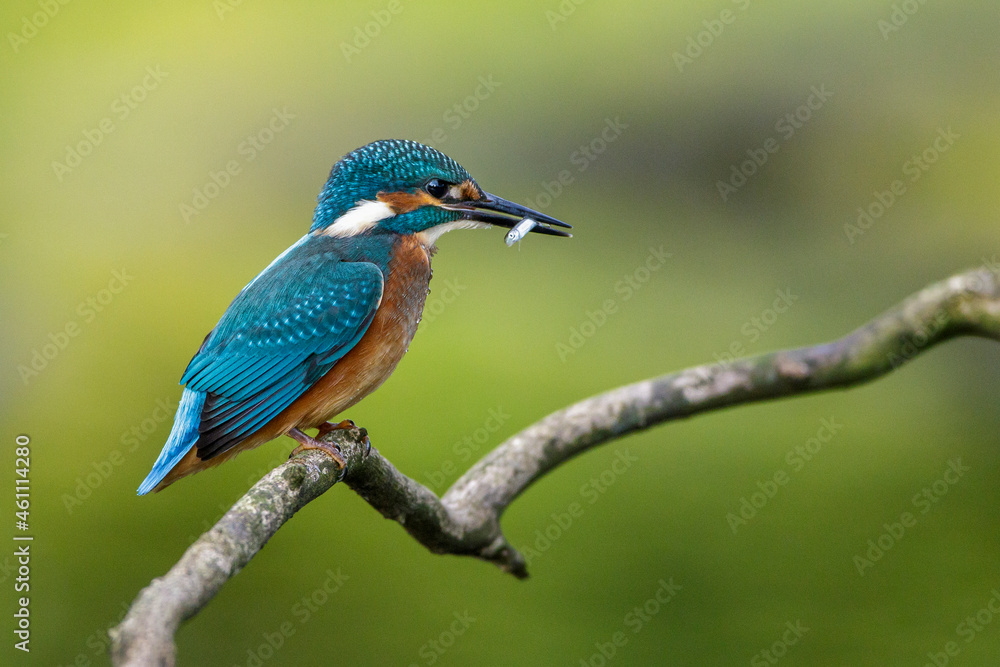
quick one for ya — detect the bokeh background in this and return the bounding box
[2,1,999,665]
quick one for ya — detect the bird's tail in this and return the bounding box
[137,389,206,495]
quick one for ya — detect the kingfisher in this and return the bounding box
[138,139,571,494]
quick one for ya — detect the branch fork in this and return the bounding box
[110,267,1000,666]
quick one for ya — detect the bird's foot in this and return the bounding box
[317,419,371,457]
[317,419,356,436]
[288,427,346,469]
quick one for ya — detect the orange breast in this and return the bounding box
[154,236,433,491]
[254,235,432,437]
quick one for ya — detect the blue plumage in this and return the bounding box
[139,234,387,493]
[311,140,473,233]
[137,389,206,495]
[139,139,571,494]
[181,235,385,462]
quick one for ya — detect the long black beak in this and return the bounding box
[444,192,572,238]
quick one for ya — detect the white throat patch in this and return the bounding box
[319,200,395,238]
[416,220,491,248]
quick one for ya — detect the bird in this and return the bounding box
[138,139,571,494]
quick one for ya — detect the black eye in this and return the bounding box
[425,179,449,199]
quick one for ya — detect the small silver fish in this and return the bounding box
[505,218,538,246]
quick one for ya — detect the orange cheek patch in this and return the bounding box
[459,180,482,200]
[377,190,439,213]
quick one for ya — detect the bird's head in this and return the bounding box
[310,139,571,245]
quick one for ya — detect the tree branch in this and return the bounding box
[109,267,1000,666]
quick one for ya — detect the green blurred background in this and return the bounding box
[2,1,999,664]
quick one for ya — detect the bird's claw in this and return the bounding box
[317,419,356,436]
[316,420,370,458]
[289,440,346,469]
[287,427,346,469]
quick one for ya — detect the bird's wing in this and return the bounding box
[180,246,384,460]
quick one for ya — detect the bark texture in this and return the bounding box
[110,267,1000,666]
